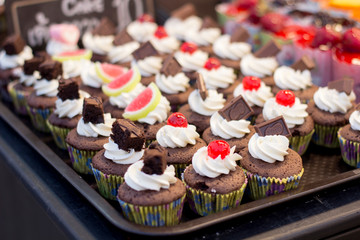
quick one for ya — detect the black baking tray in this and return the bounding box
[2,101,360,236]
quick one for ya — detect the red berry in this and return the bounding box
[154,26,168,39]
[242,76,261,91]
[138,14,154,23]
[343,28,360,53]
[207,140,230,160]
[225,6,239,16]
[204,58,221,70]
[180,42,197,54]
[275,90,295,107]
[260,13,288,34]
[167,112,188,128]
[310,27,341,49]
[236,0,257,10]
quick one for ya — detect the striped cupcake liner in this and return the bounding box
[243,168,304,200]
[338,129,360,168]
[46,120,72,150]
[26,105,53,133]
[117,195,186,226]
[171,163,188,179]
[7,81,28,115]
[91,165,124,200]
[312,123,341,148]
[289,129,315,156]
[66,144,98,175]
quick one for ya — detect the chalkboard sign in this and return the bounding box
[5,0,154,49]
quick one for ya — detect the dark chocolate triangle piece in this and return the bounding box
[291,55,315,71]
[328,78,354,95]
[92,17,116,36]
[39,60,63,80]
[254,40,282,58]
[82,97,104,124]
[2,34,25,55]
[254,116,291,138]
[160,54,182,77]
[201,16,219,30]
[132,41,159,61]
[141,142,167,175]
[218,95,254,121]
[196,72,208,101]
[57,78,80,101]
[110,119,145,152]
[171,3,197,20]
[113,28,134,46]
[230,26,250,43]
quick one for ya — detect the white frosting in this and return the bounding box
[34,79,59,97]
[349,110,360,131]
[108,41,140,64]
[213,35,251,61]
[150,35,180,54]
[274,66,312,91]
[263,98,308,128]
[103,138,144,165]
[0,46,33,69]
[82,32,114,55]
[192,146,241,178]
[124,160,177,191]
[63,59,90,79]
[248,133,289,163]
[233,82,273,107]
[313,87,356,114]
[198,66,236,90]
[184,28,221,46]
[240,54,278,78]
[126,21,157,43]
[109,83,146,108]
[210,112,251,139]
[46,39,78,56]
[80,61,103,88]
[155,72,190,94]
[137,96,171,125]
[165,16,202,40]
[76,113,115,137]
[156,124,199,148]
[54,90,90,118]
[131,56,162,77]
[188,89,226,116]
[174,50,208,72]
[18,70,40,87]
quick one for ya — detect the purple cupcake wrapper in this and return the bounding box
[8,81,28,115]
[66,143,98,175]
[289,129,315,156]
[91,164,124,200]
[312,123,341,148]
[25,105,53,133]
[338,128,360,168]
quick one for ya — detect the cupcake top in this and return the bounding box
[34,60,63,97]
[184,16,221,46]
[349,107,360,131]
[109,83,145,108]
[80,61,103,88]
[77,97,116,137]
[263,90,308,128]
[17,57,44,87]
[233,76,273,108]
[192,140,241,178]
[46,24,79,56]
[274,66,312,91]
[124,143,177,191]
[313,78,355,114]
[150,26,180,54]
[126,14,158,43]
[131,41,162,77]
[0,34,33,70]
[174,42,209,72]
[156,112,199,148]
[109,29,140,64]
[63,59,91,79]
[188,89,226,116]
[103,119,145,164]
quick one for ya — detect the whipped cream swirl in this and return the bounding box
[233,82,273,107]
[127,21,157,43]
[34,79,59,97]
[108,41,140,64]
[185,28,221,46]
[77,113,115,137]
[156,124,199,148]
[155,72,190,94]
[124,160,177,191]
[174,50,208,72]
[165,16,202,40]
[210,112,251,139]
[54,90,90,118]
[137,97,171,125]
[188,89,226,116]
[313,87,356,114]
[274,66,312,91]
[82,32,114,55]
[240,54,278,78]
[0,46,33,69]
[104,138,144,164]
[150,35,180,54]
[248,133,289,163]
[198,66,236,89]
[63,59,90,79]
[213,35,251,60]
[349,110,360,131]
[46,40,78,56]
[263,98,308,128]
[109,83,146,108]
[132,56,162,77]
[80,61,102,88]
[18,70,40,87]
[192,146,241,178]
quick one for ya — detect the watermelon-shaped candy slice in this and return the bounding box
[95,62,127,83]
[52,49,92,62]
[102,66,141,97]
[123,83,161,121]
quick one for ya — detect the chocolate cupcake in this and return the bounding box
[149,26,180,56]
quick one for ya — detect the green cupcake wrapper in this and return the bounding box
[8,81,28,115]
[289,129,315,156]
[244,168,304,200]
[66,143,98,175]
[91,165,124,200]
[338,129,360,168]
[312,123,341,148]
[26,105,53,133]
[183,173,248,216]
[46,120,72,150]
[117,194,186,226]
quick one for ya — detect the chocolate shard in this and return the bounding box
[196,72,208,101]
[254,116,292,138]
[2,34,25,55]
[132,41,159,61]
[113,28,134,46]
[23,57,45,75]
[291,55,315,71]
[200,16,219,30]
[171,3,197,20]
[57,78,80,101]
[141,142,167,175]
[218,95,254,121]
[39,60,63,80]
[230,26,250,43]
[82,97,104,124]
[92,17,116,36]
[160,54,182,77]
[110,119,145,152]
[254,40,282,58]
[328,78,354,95]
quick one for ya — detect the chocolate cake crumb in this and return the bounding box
[23,57,45,75]
[2,34,25,55]
[57,78,80,101]
[39,60,63,80]
[82,97,104,124]
[142,142,167,175]
[111,119,145,151]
